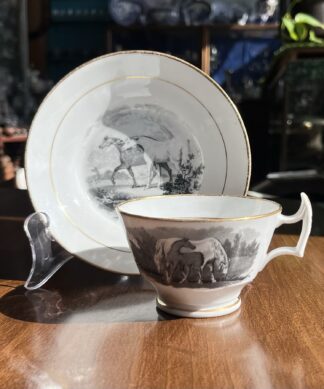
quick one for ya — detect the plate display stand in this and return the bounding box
[24,212,73,290]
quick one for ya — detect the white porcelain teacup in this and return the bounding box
[117,193,312,318]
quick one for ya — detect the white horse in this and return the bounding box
[181,238,229,281]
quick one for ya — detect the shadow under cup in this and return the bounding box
[117,194,312,318]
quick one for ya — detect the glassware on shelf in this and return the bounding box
[108,0,279,26]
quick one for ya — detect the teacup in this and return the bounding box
[117,193,312,318]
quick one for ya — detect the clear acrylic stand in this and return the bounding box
[24,212,73,290]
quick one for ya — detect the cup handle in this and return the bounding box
[259,193,312,272]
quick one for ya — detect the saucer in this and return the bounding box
[25,51,251,274]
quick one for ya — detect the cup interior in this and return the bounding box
[118,195,281,220]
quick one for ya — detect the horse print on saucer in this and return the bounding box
[84,104,204,218]
[127,225,260,288]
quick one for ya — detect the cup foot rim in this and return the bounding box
[156,297,241,318]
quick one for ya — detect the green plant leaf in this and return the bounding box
[295,12,324,29]
[309,30,324,44]
[282,14,298,41]
[295,22,308,40]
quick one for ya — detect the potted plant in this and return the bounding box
[282,0,324,43]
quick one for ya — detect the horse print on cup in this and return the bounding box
[127,226,260,288]
[84,103,204,218]
[154,237,229,284]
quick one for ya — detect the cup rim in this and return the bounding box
[117,194,282,222]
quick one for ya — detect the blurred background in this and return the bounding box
[1,0,324,278]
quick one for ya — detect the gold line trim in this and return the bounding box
[117,194,282,222]
[157,297,240,313]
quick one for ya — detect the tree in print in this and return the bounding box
[223,233,259,259]
[240,239,259,257]
[162,147,204,194]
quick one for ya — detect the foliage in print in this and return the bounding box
[162,146,204,195]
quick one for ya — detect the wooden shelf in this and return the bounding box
[106,23,279,75]
[0,135,28,143]
[209,23,279,31]
[108,23,279,31]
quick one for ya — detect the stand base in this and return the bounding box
[24,212,73,290]
[156,297,241,318]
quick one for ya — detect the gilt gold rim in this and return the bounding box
[117,194,282,222]
[157,297,241,313]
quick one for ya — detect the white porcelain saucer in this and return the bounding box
[25,51,251,274]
